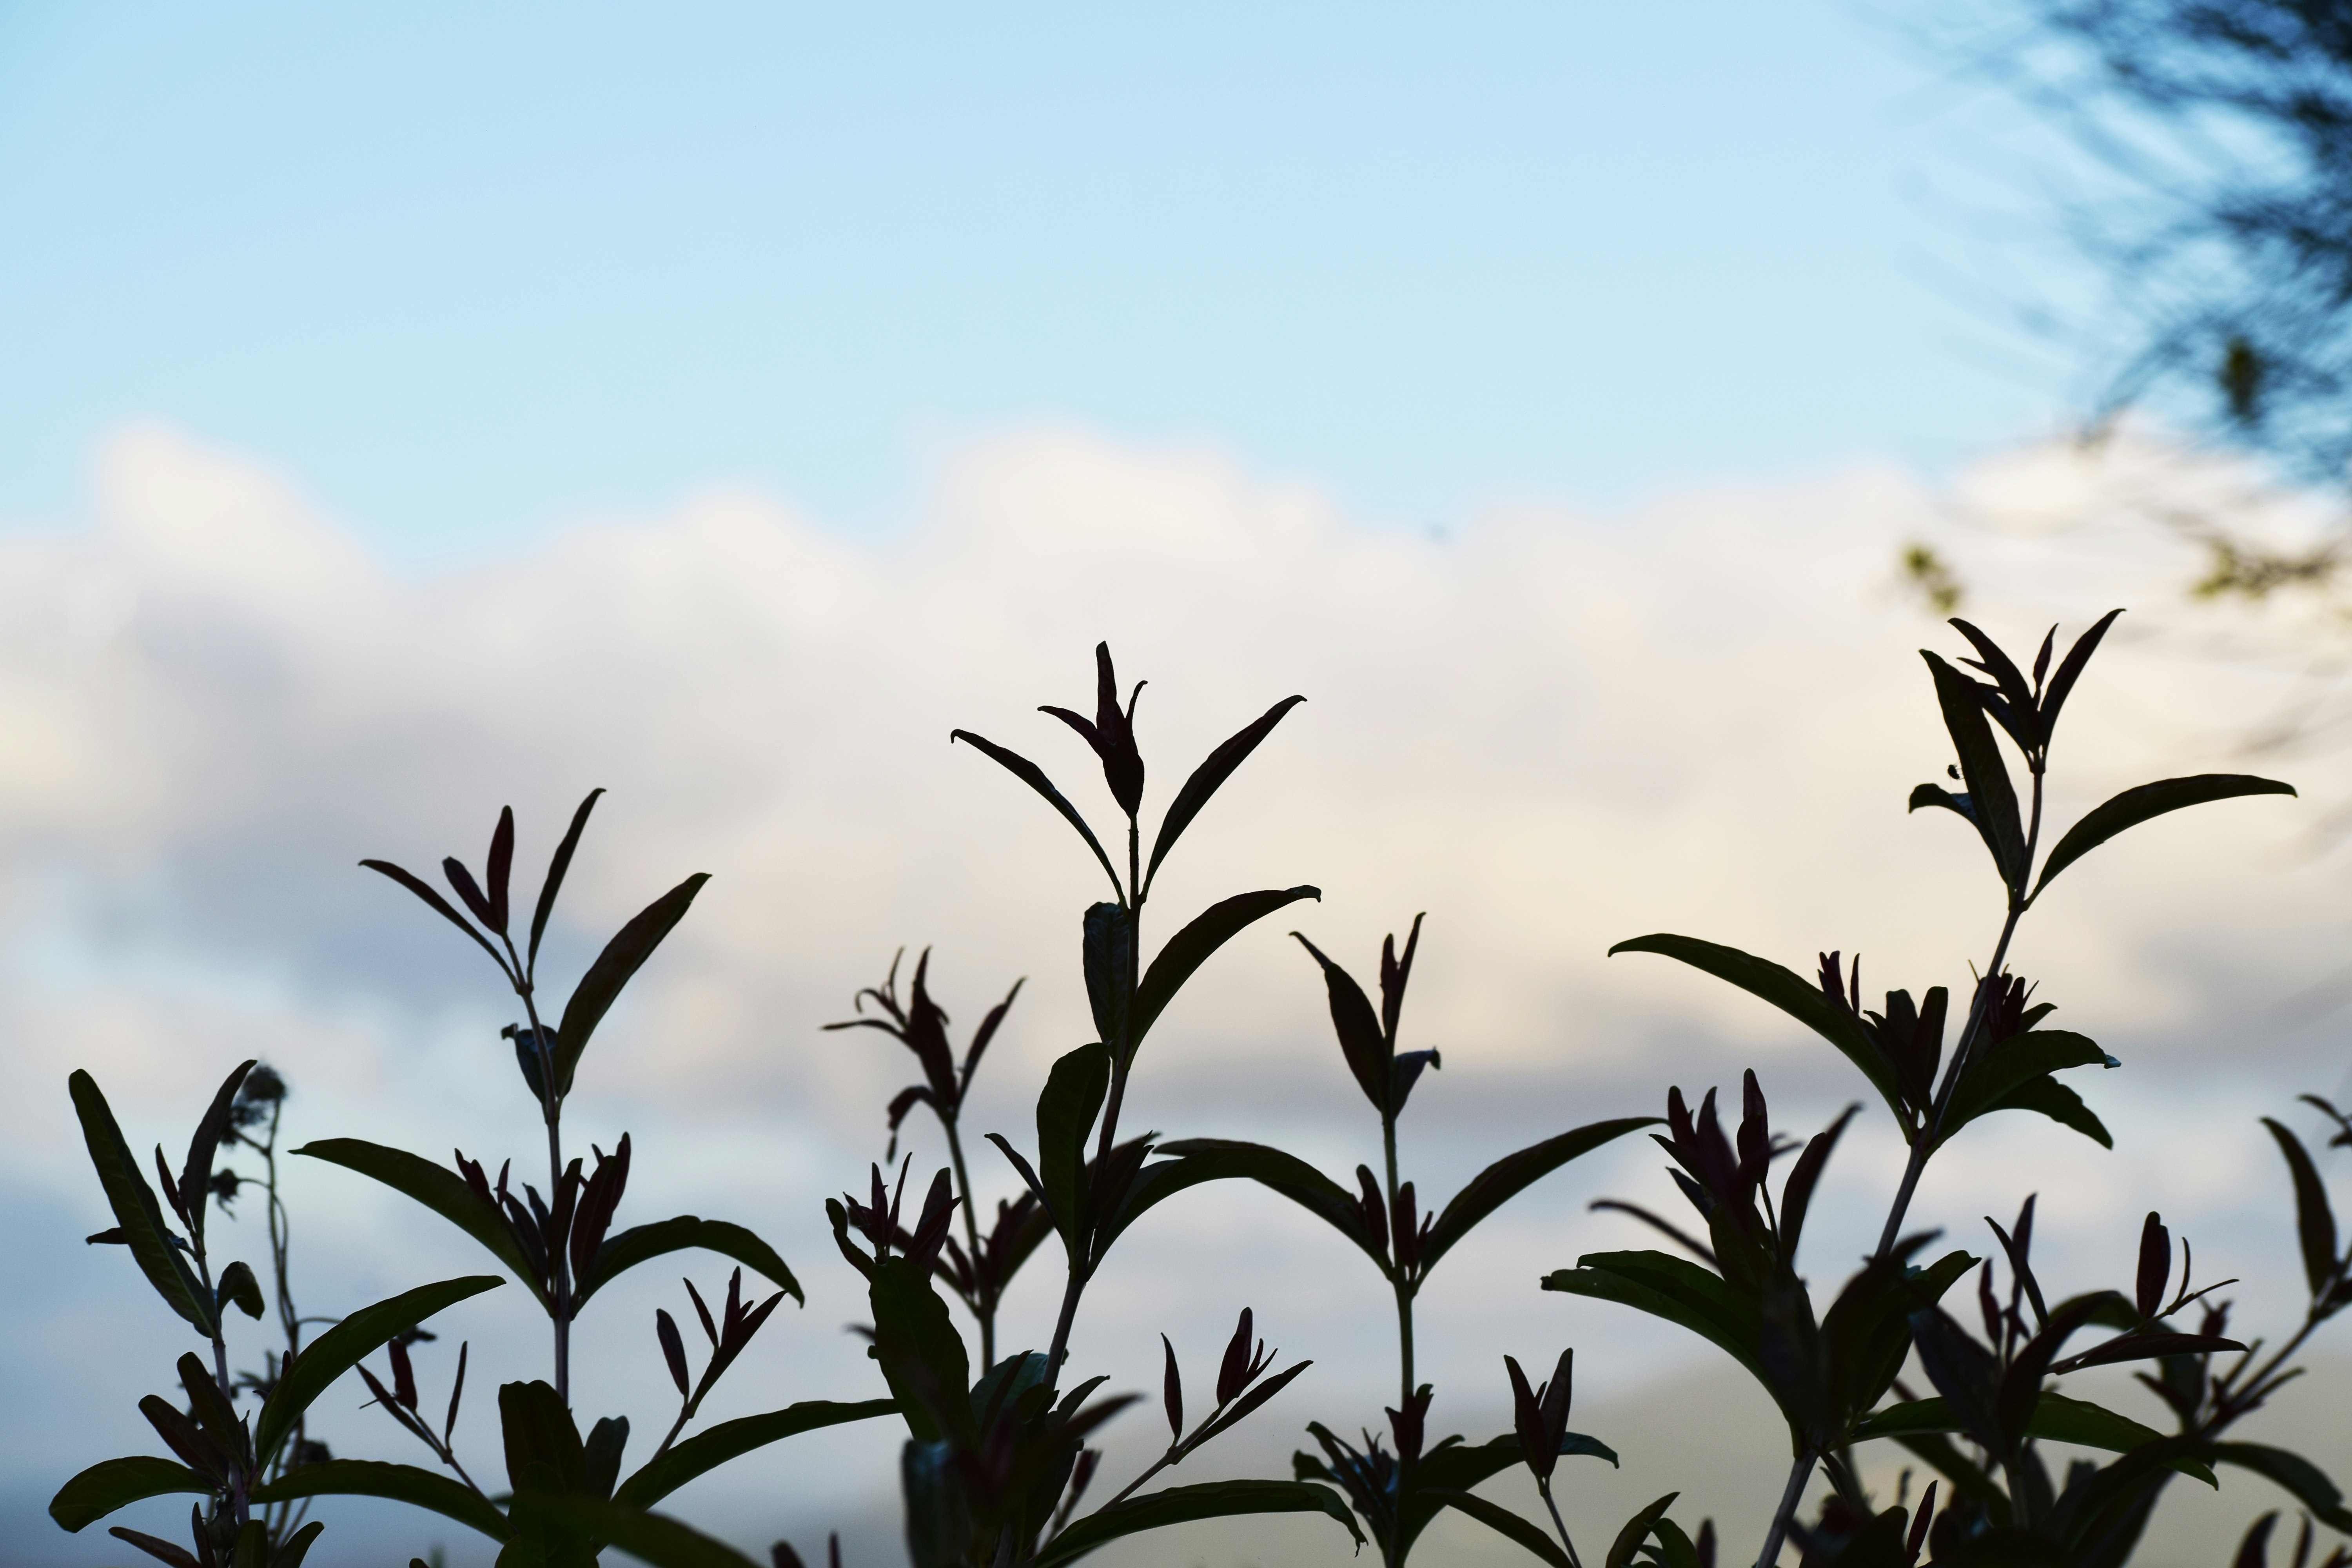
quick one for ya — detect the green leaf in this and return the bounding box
[1130,887,1321,1052]
[1033,1479,1363,1567]
[179,1060,256,1248]
[256,1274,502,1467]
[67,1069,214,1334]
[1944,1031,2114,1135]
[48,1455,213,1532]
[1605,1493,1681,1568]
[2039,609,2122,741]
[1082,902,1132,1058]
[1604,937,1904,1122]
[612,1398,897,1510]
[2210,1443,2352,1531]
[215,1260,265,1321]
[529,788,604,972]
[1294,932,1391,1113]
[1853,1394,2216,1483]
[1420,1489,1572,1567]
[270,1521,326,1568]
[575,1216,802,1307]
[1037,1043,1110,1250]
[2262,1118,2341,1303]
[1908,783,2010,882]
[1982,1074,2113,1148]
[1543,1252,1766,1386]
[292,1139,550,1312]
[249,1459,512,1541]
[1924,650,2026,889]
[1144,695,1307,889]
[869,1257,973,1447]
[523,1497,765,1568]
[553,871,710,1097]
[1422,1117,1659,1273]
[1119,1139,1386,1272]
[2031,775,2296,902]
[950,730,1124,897]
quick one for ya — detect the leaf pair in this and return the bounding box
[953,642,1306,901]
[363,791,711,1104]
[72,1062,258,1336]
[826,949,1020,1152]
[1295,917,1440,1123]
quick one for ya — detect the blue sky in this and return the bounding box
[0,1,2076,560]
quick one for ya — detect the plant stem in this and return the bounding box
[943,1116,992,1369]
[1872,767,2044,1261]
[508,946,569,1408]
[1384,1116,1412,1406]
[1538,1477,1583,1568]
[1052,830,1142,1386]
[1755,1450,1815,1568]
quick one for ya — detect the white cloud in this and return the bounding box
[6,423,2341,1564]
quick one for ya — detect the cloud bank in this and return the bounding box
[3,424,2338,1564]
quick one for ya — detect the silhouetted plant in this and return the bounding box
[46,622,2352,1568]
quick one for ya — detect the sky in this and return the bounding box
[3,7,2349,1568]
[0,0,2090,560]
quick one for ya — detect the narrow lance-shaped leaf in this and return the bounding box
[1036,1043,1111,1251]
[553,871,711,1096]
[256,1274,503,1467]
[949,728,1124,897]
[1943,1031,2115,1135]
[1127,1139,1388,1273]
[1606,936,1903,1120]
[521,1497,767,1568]
[1924,650,2027,889]
[1420,1117,1659,1273]
[48,1457,213,1532]
[179,1059,256,1249]
[2040,609,2123,743]
[575,1216,802,1307]
[530,788,604,971]
[1420,1488,1573,1568]
[2263,1117,2341,1301]
[2031,775,2296,903]
[67,1070,214,1334]
[359,857,513,977]
[294,1139,550,1311]
[1129,886,1321,1050]
[613,1399,898,1511]
[1143,694,1307,890]
[249,1459,514,1543]
[1032,1479,1363,1568]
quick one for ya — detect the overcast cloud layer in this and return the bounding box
[5,425,2345,1565]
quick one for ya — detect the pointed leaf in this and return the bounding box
[2031,775,2295,902]
[180,1060,256,1246]
[553,872,710,1096]
[1852,1394,2216,1482]
[2210,1443,2352,1532]
[249,1459,512,1542]
[1130,887,1321,1051]
[293,1139,549,1311]
[2263,1117,2340,1301]
[1131,1139,1387,1273]
[1420,1489,1572,1567]
[2040,609,2123,741]
[256,1274,503,1466]
[1945,1031,2114,1134]
[1606,936,1903,1119]
[1544,1252,1767,1386]
[1606,1493,1681,1568]
[612,1399,897,1510]
[67,1070,214,1333]
[1294,933,1391,1112]
[1083,902,1133,1057]
[530,788,604,970]
[1982,1074,2113,1148]
[486,805,515,934]
[868,1257,972,1447]
[1950,619,2041,751]
[48,1456,213,1532]
[1037,1043,1111,1249]
[950,730,1123,896]
[575,1217,801,1307]
[1032,1479,1362,1568]
[1924,650,2026,888]
[1144,694,1307,887]
[1423,1117,1658,1272]
[1909,783,2011,879]
[360,857,512,977]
